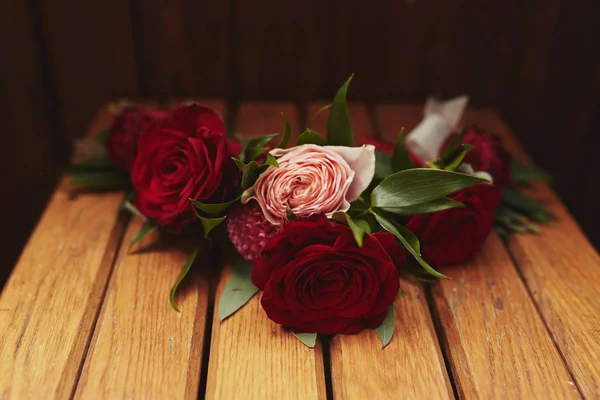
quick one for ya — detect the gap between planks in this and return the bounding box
[0,101,153,399]
[205,101,328,400]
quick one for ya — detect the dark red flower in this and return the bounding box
[443,127,511,187]
[406,184,501,266]
[252,216,405,335]
[131,104,242,231]
[227,201,282,261]
[105,107,169,171]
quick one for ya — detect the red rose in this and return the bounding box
[443,127,511,187]
[131,104,242,231]
[105,107,169,170]
[406,184,501,266]
[252,216,405,335]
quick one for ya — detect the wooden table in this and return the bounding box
[1,100,599,400]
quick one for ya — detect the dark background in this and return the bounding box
[1,0,599,285]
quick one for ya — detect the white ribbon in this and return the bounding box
[406,95,469,162]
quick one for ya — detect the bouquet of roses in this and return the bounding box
[67,76,551,348]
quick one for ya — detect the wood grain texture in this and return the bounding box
[465,109,600,399]
[0,106,126,399]
[322,102,453,399]
[136,1,230,98]
[330,280,453,399]
[206,102,326,400]
[75,218,209,400]
[432,234,578,399]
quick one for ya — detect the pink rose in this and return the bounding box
[242,144,375,224]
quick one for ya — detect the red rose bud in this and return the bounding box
[131,104,243,231]
[227,202,281,261]
[105,107,169,171]
[252,216,406,335]
[406,184,501,266]
[443,127,511,187]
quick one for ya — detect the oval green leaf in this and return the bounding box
[218,258,259,321]
[373,213,448,279]
[297,129,326,146]
[379,197,464,215]
[376,305,395,348]
[371,168,489,209]
[292,332,317,348]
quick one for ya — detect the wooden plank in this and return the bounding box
[135,1,230,97]
[75,99,217,399]
[0,105,129,399]
[432,235,578,398]
[465,108,600,399]
[319,102,453,399]
[206,102,327,400]
[0,1,57,285]
[74,219,209,399]
[379,104,579,398]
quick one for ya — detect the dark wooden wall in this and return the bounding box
[1,0,599,284]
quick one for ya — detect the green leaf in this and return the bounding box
[510,159,553,184]
[232,157,247,171]
[277,113,291,148]
[69,170,131,190]
[438,127,467,164]
[344,214,369,247]
[170,246,200,312]
[327,75,354,147]
[121,200,148,221]
[297,128,326,146]
[241,161,259,188]
[292,332,317,348]
[391,129,415,172]
[308,103,331,128]
[96,129,110,144]
[380,197,464,215]
[390,219,421,255]
[63,158,115,173]
[264,153,279,168]
[444,144,473,171]
[494,206,541,234]
[286,205,297,222]
[502,187,555,221]
[246,147,269,161]
[246,133,279,149]
[376,305,395,348]
[218,258,259,321]
[373,213,448,279]
[129,221,158,251]
[189,196,240,216]
[371,169,488,209]
[197,214,227,238]
[375,150,394,178]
